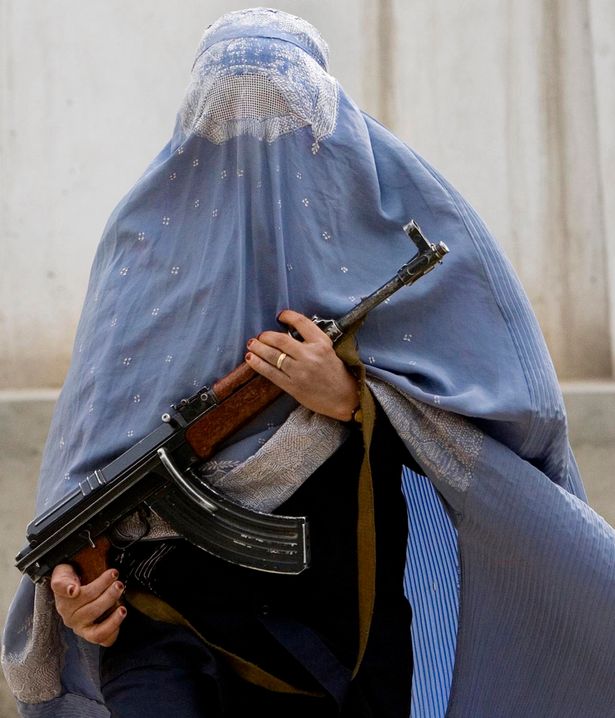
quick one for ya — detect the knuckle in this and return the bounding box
[60,614,73,628]
[99,633,118,648]
[294,367,309,385]
[86,625,107,644]
[253,355,269,372]
[258,330,275,344]
[50,576,66,594]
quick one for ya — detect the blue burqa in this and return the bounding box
[3,8,615,717]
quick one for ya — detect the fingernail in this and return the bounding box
[245,352,252,361]
[67,584,77,598]
[114,581,124,592]
[246,338,254,347]
[111,569,119,580]
[119,606,127,618]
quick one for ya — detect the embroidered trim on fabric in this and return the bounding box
[1,583,63,703]
[196,8,330,69]
[206,405,349,512]
[368,379,484,493]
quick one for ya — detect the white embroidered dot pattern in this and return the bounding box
[403,333,413,341]
[220,169,228,179]
[287,263,293,271]
[368,356,376,364]
[212,208,219,218]
[165,355,173,363]
[194,199,200,208]
[111,317,118,327]
[177,146,185,155]
[340,266,349,273]
[127,429,135,438]
[296,172,302,179]
[302,198,310,207]
[237,168,244,177]
[171,266,180,275]
[120,267,129,276]
[152,307,160,316]
[322,231,331,240]
[123,357,132,366]
[133,395,141,403]
[192,158,199,167]
[169,172,177,181]
[162,216,170,225]
[137,232,145,241]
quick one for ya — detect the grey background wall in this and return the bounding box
[1,1,614,715]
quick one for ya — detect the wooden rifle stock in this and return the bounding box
[186,362,284,459]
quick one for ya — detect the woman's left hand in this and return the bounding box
[245,309,360,422]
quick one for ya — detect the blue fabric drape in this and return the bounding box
[4,8,615,717]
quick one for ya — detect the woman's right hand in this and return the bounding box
[50,563,127,647]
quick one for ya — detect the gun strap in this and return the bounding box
[125,587,320,696]
[334,328,377,680]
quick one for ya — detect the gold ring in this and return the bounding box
[276,352,287,371]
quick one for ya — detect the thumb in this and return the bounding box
[50,563,82,598]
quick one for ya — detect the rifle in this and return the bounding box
[15,221,448,582]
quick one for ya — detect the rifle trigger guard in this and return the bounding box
[157,448,218,514]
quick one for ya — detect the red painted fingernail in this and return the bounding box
[247,338,254,347]
[111,569,119,580]
[67,584,77,598]
[245,352,253,361]
[114,581,124,592]
[119,606,127,617]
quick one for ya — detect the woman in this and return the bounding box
[4,8,615,718]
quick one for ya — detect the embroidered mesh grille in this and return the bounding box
[186,73,308,144]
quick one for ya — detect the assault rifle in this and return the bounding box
[15,221,448,582]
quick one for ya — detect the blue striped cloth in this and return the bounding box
[402,467,459,718]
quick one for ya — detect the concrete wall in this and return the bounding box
[2,0,615,386]
[1,1,614,715]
